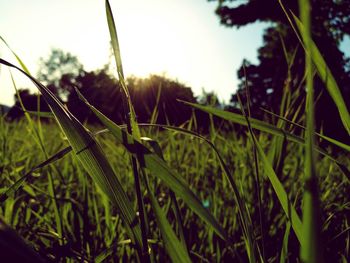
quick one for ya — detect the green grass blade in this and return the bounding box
[0,58,143,250]
[181,102,350,182]
[0,36,30,74]
[253,129,304,244]
[138,124,255,259]
[182,101,304,243]
[276,2,350,135]
[0,146,72,202]
[298,1,322,261]
[141,137,188,253]
[105,0,140,139]
[279,221,291,263]
[182,101,350,153]
[76,89,228,241]
[143,169,192,263]
[293,14,350,135]
[105,3,147,258]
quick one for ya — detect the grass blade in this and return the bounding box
[0,58,143,250]
[298,1,323,261]
[181,101,350,182]
[277,1,350,135]
[0,146,72,202]
[142,168,192,263]
[105,2,148,259]
[183,101,304,244]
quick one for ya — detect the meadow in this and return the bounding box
[0,115,349,262]
[0,0,349,262]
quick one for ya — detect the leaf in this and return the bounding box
[298,1,322,261]
[105,0,140,139]
[293,14,350,135]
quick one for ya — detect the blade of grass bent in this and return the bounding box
[97,123,255,250]
[76,89,228,241]
[0,58,143,249]
[9,69,63,244]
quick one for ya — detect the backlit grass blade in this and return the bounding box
[0,36,30,74]
[0,58,143,250]
[105,0,140,139]
[299,1,322,261]
[76,89,228,241]
[0,146,72,202]
[105,2,148,259]
[295,14,350,135]
[142,168,191,263]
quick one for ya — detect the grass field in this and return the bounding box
[0,0,350,262]
[0,116,349,262]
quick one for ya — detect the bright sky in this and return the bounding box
[0,0,270,106]
[1,0,348,107]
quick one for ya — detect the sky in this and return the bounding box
[0,0,349,107]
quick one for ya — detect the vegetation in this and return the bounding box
[0,0,349,262]
[210,0,350,144]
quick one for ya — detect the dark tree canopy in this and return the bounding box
[14,48,199,126]
[209,0,350,143]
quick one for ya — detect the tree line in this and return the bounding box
[7,49,223,132]
[7,0,350,145]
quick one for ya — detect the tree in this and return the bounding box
[7,89,50,120]
[127,74,197,125]
[67,69,124,123]
[208,0,350,143]
[37,48,84,100]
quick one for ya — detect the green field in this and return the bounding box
[0,113,349,262]
[0,0,350,262]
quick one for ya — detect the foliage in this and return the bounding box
[0,1,349,262]
[209,0,350,143]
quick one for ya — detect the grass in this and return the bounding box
[0,0,349,262]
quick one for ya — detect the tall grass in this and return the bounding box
[0,0,349,262]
